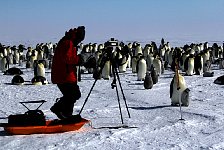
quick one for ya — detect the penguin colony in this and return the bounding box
[1,39,224,107]
[0,43,53,85]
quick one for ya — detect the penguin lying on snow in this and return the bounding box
[170,72,190,107]
[31,76,48,85]
[4,67,23,75]
[11,75,25,85]
[214,75,224,85]
[203,71,214,77]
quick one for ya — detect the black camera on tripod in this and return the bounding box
[104,38,118,48]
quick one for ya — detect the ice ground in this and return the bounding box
[1,45,224,150]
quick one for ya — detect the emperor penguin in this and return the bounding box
[19,55,24,67]
[26,47,32,60]
[13,49,20,64]
[184,54,194,76]
[180,52,189,72]
[151,65,158,84]
[214,75,224,85]
[1,56,9,72]
[131,56,138,73]
[144,71,153,89]
[164,49,170,64]
[4,67,23,75]
[8,53,14,65]
[153,55,162,76]
[137,55,147,81]
[126,53,131,68]
[134,44,143,56]
[37,50,44,60]
[11,75,25,85]
[30,50,37,68]
[194,53,203,75]
[203,60,211,72]
[146,53,154,71]
[26,60,32,69]
[101,60,111,80]
[170,71,190,106]
[36,62,45,77]
[219,58,224,69]
[118,52,128,73]
[168,48,174,66]
[31,76,48,85]
[34,61,45,77]
[202,49,210,67]
[159,47,166,60]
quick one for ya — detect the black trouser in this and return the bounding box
[56,83,81,115]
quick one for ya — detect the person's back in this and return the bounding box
[51,37,79,84]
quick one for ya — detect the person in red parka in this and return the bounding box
[50,26,85,119]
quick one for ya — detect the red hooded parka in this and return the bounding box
[51,29,81,84]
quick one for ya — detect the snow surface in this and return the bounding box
[1,43,224,150]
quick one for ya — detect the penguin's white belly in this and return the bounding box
[119,57,128,73]
[102,61,111,80]
[37,63,45,77]
[137,60,147,81]
[186,58,194,75]
[171,75,187,104]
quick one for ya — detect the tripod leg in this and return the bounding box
[79,79,98,115]
[114,79,124,124]
[114,68,131,118]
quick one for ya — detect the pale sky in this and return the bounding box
[1,0,224,45]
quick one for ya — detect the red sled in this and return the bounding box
[2,118,89,135]
[0,100,90,135]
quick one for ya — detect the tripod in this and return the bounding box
[79,48,131,124]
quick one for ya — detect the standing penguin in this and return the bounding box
[101,60,111,80]
[194,53,203,75]
[30,51,37,68]
[118,53,128,73]
[184,54,194,76]
[34,61,45,77]
[37,62,45,77]
[153,55,162,76]
[126,53,131,68]
[13,49,20,64]
[26,60,32,69]
[131,56,138,73]
[144,71,153,89]
[146,53,154,71]
[170,68,190,107]
[1,56,9,72]
[151,65,158,84]
[137,55,147,81]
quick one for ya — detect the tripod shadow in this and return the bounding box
[129,104,171,110]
